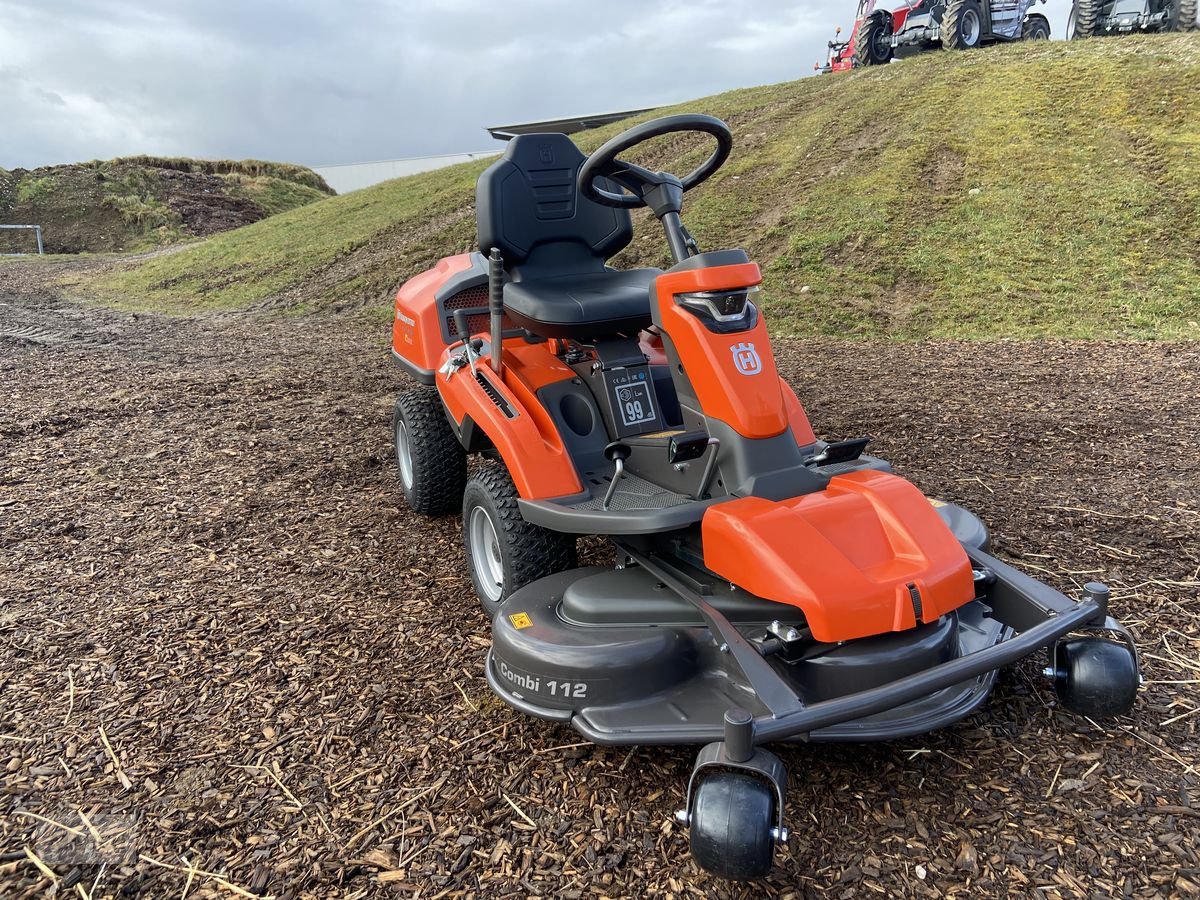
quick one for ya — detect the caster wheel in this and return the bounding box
[688,772,775,881]
[1053,637,1138,719]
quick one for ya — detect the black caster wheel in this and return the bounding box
[688,772,776,881]
[1051,637,1138,719]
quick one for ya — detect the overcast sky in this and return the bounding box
[1,0,1072,170]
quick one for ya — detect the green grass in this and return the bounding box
[90,35,1200,338]
[219,174,331,216]
[16,176,56,204]
[97,156,334,194]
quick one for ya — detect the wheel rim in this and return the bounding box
[963,9,981,43]
[469,506,505,603]
[395,418,414,490]
[873,28,890,58]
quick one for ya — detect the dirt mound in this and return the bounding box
[0,158,333,254]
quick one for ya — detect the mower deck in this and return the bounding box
[486,530,1132,745]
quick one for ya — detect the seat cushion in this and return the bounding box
[503,268,661,339]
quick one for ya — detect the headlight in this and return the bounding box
[676,286,759,322]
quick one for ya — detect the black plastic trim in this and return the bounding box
[390,348,435,385]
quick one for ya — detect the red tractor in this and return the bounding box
[818,0,1051,72]
[816,25,855,73]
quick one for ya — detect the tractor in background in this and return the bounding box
[1068,0,1197,36]
[855,0,1051,66]
[816,25,855,73]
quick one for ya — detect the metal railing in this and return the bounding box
[0,224,45,256]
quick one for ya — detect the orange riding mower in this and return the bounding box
[389,114,1138,880]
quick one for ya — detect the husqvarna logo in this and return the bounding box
[731,341,762,375]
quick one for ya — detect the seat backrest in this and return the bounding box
[476,133,633,279]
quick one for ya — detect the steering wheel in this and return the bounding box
[578,114,733,211]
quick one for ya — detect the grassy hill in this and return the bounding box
[89,35,1199,338]
[0,157,333,254]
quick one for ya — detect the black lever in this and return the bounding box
[602,441,631,510]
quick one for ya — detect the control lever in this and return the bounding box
[452,309,484,376]
[602,441,631,511]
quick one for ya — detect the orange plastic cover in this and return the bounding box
[701,469,975,643]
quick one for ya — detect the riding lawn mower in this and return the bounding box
[388,114,1140,880]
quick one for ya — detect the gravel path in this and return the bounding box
[1,260,1198,898]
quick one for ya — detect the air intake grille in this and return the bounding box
[475,371,515,418]
[440,285,513,343]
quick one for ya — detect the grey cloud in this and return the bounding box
[0,0,1074,169]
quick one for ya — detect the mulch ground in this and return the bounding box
[1,259,1198,899]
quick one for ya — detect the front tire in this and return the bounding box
[689,773,776,881]
[393,388,468,516]
[853,14,894,67]
[462,462,576,617]
[1022,14,1051,39]
[942,0,985,49]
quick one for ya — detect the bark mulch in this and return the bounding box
[1,263,1197,898]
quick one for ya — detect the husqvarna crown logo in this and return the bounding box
[731,341,762,375]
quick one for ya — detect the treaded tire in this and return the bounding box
[1173,0,1197,30]
[1071,0,1099,37]
[942,0,985,49]
[854,14,894,66]
[1022,14,1051,39]
[689,773,776,881]
[462,462,576,617]
[392,387,467,516]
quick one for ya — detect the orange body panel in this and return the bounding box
[702,469,975,643]
[392,253,475,372]
[779,379,817,447]
[654,263,790,440]
[438,341,583,501]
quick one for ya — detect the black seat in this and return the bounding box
[476,133,660,340]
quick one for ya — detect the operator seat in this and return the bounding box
[476,133,660,340]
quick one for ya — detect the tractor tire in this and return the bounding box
[1022,14,1052,39]
[1173,0,1197,31]
[392,387,467,516]
[854,14,894,67]
[1071,0,1100,37]
[462,461,577,617]
[942,0,986,49]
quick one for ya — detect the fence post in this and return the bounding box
[35,225,44,255]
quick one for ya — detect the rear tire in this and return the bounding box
[853,14,894,67]
[393,388,467,516]
[1071,0,1100,37]
[942,0,986,49]
[1022,14,1051,39]
[462,462,576,617]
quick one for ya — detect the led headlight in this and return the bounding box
[675,286,760,333]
